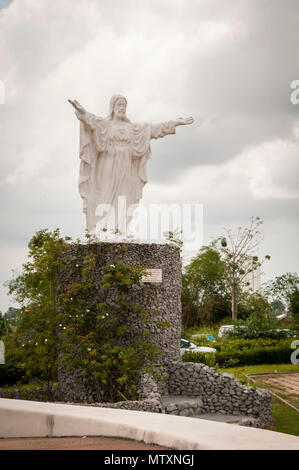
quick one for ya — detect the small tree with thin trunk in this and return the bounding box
[216,216,270,321]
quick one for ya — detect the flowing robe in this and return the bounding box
[76,110,177,235]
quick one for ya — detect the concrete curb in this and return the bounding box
[1,398,299,450]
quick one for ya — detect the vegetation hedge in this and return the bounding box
[0,365,27,386]
[182,338,293,368]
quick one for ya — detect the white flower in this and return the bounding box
[35,342,38,346]
[45,339,48,342]
[76,264,79,267]
[63,327,66,330]
[110,264,115,268]
[87,348,91,352]
[86,309,90,312]
[22,344,25,347]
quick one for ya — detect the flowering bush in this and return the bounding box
[59,256,164,402]
[5,229,164,403]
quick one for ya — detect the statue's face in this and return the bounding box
[113,98,127,119]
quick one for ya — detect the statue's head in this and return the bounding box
[109,94,129,121]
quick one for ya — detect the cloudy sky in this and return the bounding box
[0,0,298,312]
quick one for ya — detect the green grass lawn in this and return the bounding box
[271,397,299,436]
[218,363,299,437]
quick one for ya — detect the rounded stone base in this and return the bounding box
[56,242,182,402]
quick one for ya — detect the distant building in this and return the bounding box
[4,307,20,321]
[243,257,261,293]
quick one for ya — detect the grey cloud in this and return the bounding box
[144,1,299,181]
[148,113,297,183]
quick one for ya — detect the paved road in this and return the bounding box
[0,436,169,450]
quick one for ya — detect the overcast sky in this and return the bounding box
[0,0,298,312]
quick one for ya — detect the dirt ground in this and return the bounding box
[249,372,299,409]
[0,436,169,450]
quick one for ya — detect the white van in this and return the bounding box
[218,325,248,338]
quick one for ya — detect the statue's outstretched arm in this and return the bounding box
[68,99,86,114]
[68,99,98,129]
[151,116,194,140]
[173,116,194,126]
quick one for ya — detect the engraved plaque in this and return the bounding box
[141,268,162,283]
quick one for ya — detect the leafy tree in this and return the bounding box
[0,313,12,338]
[3,307,21,326]
[180,218,271,324]
[289,289,299,322]
[182,245,230,326]
[237,291,272,320]
[226,311,283,340]
[264,272,299,314]
[163,229,183,251]
[269,299,285,317]
[216,216,270,321]
[6,229,69,394]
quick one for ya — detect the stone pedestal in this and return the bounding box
[57,242,182,402]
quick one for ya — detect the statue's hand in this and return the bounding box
[175,116,194,126]
[68,99,85,114]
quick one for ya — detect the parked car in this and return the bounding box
[218,325,248,338]
[269,329,295,338]
[191,333,217,342]
[180,338,216,355]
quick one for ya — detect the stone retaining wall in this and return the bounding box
[161,396,203,417]
[60,365,273,428]
[167,362,273,428]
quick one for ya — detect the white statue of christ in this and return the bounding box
[69,95,193,237]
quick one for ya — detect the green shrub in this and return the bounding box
[0,381,59,402]
[226,312,290,340]
[220,316,234,326]
[182,338,293,368]
[182,350,221,369]
[0,365,27,386]
[182,351,216,366]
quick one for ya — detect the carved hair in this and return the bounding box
[108,94,130,122]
